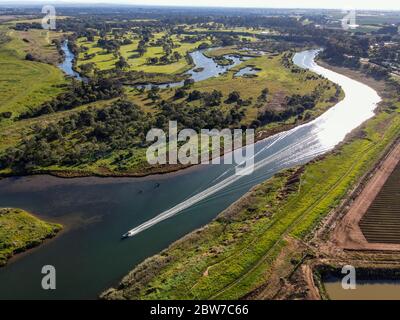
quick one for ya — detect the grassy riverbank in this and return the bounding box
[0,208,62,266]
[0,34,342,178]
[102,72,400,300]
[76,32,210,74]
[0,26,67,118]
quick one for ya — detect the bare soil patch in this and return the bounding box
[331,141,400,251]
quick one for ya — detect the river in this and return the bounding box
[0,50,380,299]
[58,42,249,87]
[139,51,250,89]
[58,40,84,81]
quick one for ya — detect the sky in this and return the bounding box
[3,0,400,11]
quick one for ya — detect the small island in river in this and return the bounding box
[0,208,62,267]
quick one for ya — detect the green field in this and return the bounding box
[103,83,400,300]
[187,53,339,125]
[7,28,66,64]
[0,208,62,266]
[0,27,68,118]
[0,41,341,177]
[0,20,336,180]
[77,33,210,74]
[0,19,343,181]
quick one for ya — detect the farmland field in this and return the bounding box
[360,161,400,243]
[0,26,67,118]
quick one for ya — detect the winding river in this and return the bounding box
[58,42,249,87]
[0,50,380,299]
[58,40,83,81]
[139,51,250,89]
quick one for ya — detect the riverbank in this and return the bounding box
[0,50,385,299]
[0,208,62,267]
[0,112,341,180]
[0,75,344,181]
[1,44,344,180]
[102,60,400,300]
[317,61,386,94]
[259,67,400,300]
[0,98,343,181]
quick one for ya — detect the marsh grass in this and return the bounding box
[0,208,62,266]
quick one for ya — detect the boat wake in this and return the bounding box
[122,50,381,238]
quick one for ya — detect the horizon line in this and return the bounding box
[0,1,400,12]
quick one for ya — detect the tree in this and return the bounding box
[203,90,223,106]
[174,88,186,99]
[147,86,160,102]
[226,91,241,104]
[147,57,159,65]
[160,55,169,64]
[187,90,202,101]
[259,88,269,101]
[115,56,129,70]
[183,79,194,88]
[80,63,95,74]
[25,53,35,61]
[163,44,172,55]
[173,51,182,61]
[122,38,133,45]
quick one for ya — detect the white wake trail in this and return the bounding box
[123,125,323,237]
[122,49,380,238]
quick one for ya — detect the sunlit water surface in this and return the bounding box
[0,50,380,299]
